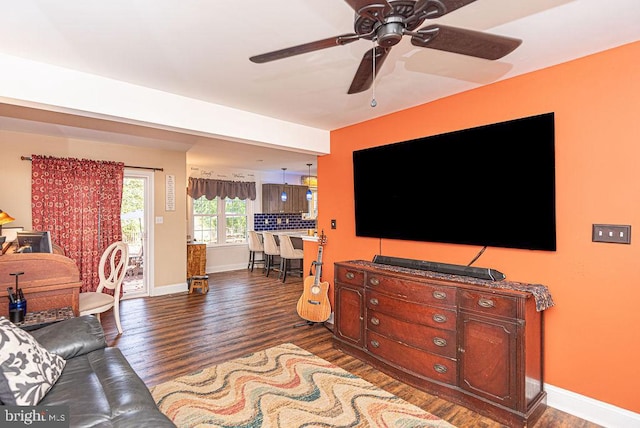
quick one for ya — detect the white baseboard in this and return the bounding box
[546,384,639,427]
[207,263,246,273]
[150,282,188,296]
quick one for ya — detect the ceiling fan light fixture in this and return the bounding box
[376,16,404,47]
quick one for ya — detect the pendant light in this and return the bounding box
[306,163,313,201]
[280,168,288,202]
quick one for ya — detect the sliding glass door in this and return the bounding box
[121,169,152,298]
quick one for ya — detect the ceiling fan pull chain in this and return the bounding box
[371,41,377,108]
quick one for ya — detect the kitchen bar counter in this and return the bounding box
[255,230,320,273]
[259,229,319,242]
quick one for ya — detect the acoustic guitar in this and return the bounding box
[296,233,331,323]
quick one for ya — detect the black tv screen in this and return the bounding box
[353,112,556,251]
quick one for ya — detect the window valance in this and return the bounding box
[187,177,257,201]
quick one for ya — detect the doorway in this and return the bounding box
[121,170,152,298]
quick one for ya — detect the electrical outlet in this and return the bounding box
[592,224,631,244]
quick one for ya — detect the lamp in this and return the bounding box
[280,168,288,202]
[0,210,15,255]
[0,210,15,234]
[306,163,313,201]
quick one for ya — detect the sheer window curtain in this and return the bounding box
[30,155,125,293]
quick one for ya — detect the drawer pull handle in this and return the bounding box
[433,337,447,347]
[369,298,379,306]
[478,298,495,308]
[433,314,447,323]
[345,272,355,280]
[434,364,448,374]
[370,340,380,348]
[433,291,447,300]
[370,317,380,326]
[369,277,380,286]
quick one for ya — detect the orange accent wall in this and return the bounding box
[318,41,640,413]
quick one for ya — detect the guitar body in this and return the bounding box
[296,232,331,323]
[296,275,331,323]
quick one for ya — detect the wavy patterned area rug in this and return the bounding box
[150,343,456,427]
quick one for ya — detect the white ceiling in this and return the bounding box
[1,0,639,175]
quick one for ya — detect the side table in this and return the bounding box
[14,306,75,331]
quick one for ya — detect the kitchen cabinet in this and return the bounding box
[262,184,284,213]
[262,184,309,213]
[333,260,548,427]
[287,185,308,213]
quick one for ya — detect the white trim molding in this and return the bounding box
[546,384,639,427]
[150,282,188,297]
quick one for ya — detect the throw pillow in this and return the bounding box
[0,317,66,405]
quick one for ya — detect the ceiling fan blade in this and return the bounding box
[411,24,522,60]
[347,46,390,94]
[250,34,360,63]
[414,0,478,19]
[343,0,393,23]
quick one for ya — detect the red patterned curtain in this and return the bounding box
[30,155,125,292]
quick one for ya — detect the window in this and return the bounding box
[192,197,248,244]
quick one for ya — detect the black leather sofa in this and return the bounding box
[29,315,175,428]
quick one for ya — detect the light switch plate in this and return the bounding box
[592,224,631,244]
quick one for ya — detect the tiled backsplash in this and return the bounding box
[254,213,316,231]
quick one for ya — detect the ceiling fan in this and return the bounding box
[250,0,522,94]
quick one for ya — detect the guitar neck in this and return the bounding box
[313,246,324,285]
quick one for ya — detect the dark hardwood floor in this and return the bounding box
[98,268,601,428]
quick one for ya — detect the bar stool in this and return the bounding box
[247,230,265,272]
[189,275,209,294]
[278,235,304,283]
[262,232,280,277]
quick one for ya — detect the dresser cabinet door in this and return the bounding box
[334,284,364,346]
[458,311,519,409]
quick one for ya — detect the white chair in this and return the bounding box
[262,232,280,277]
[247,230,265,272]
[79,241,129,334]
[278,234,304,283]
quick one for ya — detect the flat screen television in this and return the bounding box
[353,112,556,251]
[16,231,53,253]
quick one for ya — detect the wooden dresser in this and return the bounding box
[333,260,552,427]
[0,253,81,317]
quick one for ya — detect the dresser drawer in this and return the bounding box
[365,274,456,307]
[367,290,456,331]
[335,266,365,287]
[366,330,457,385]
[368,310,456,358]
[458,290,518,318]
